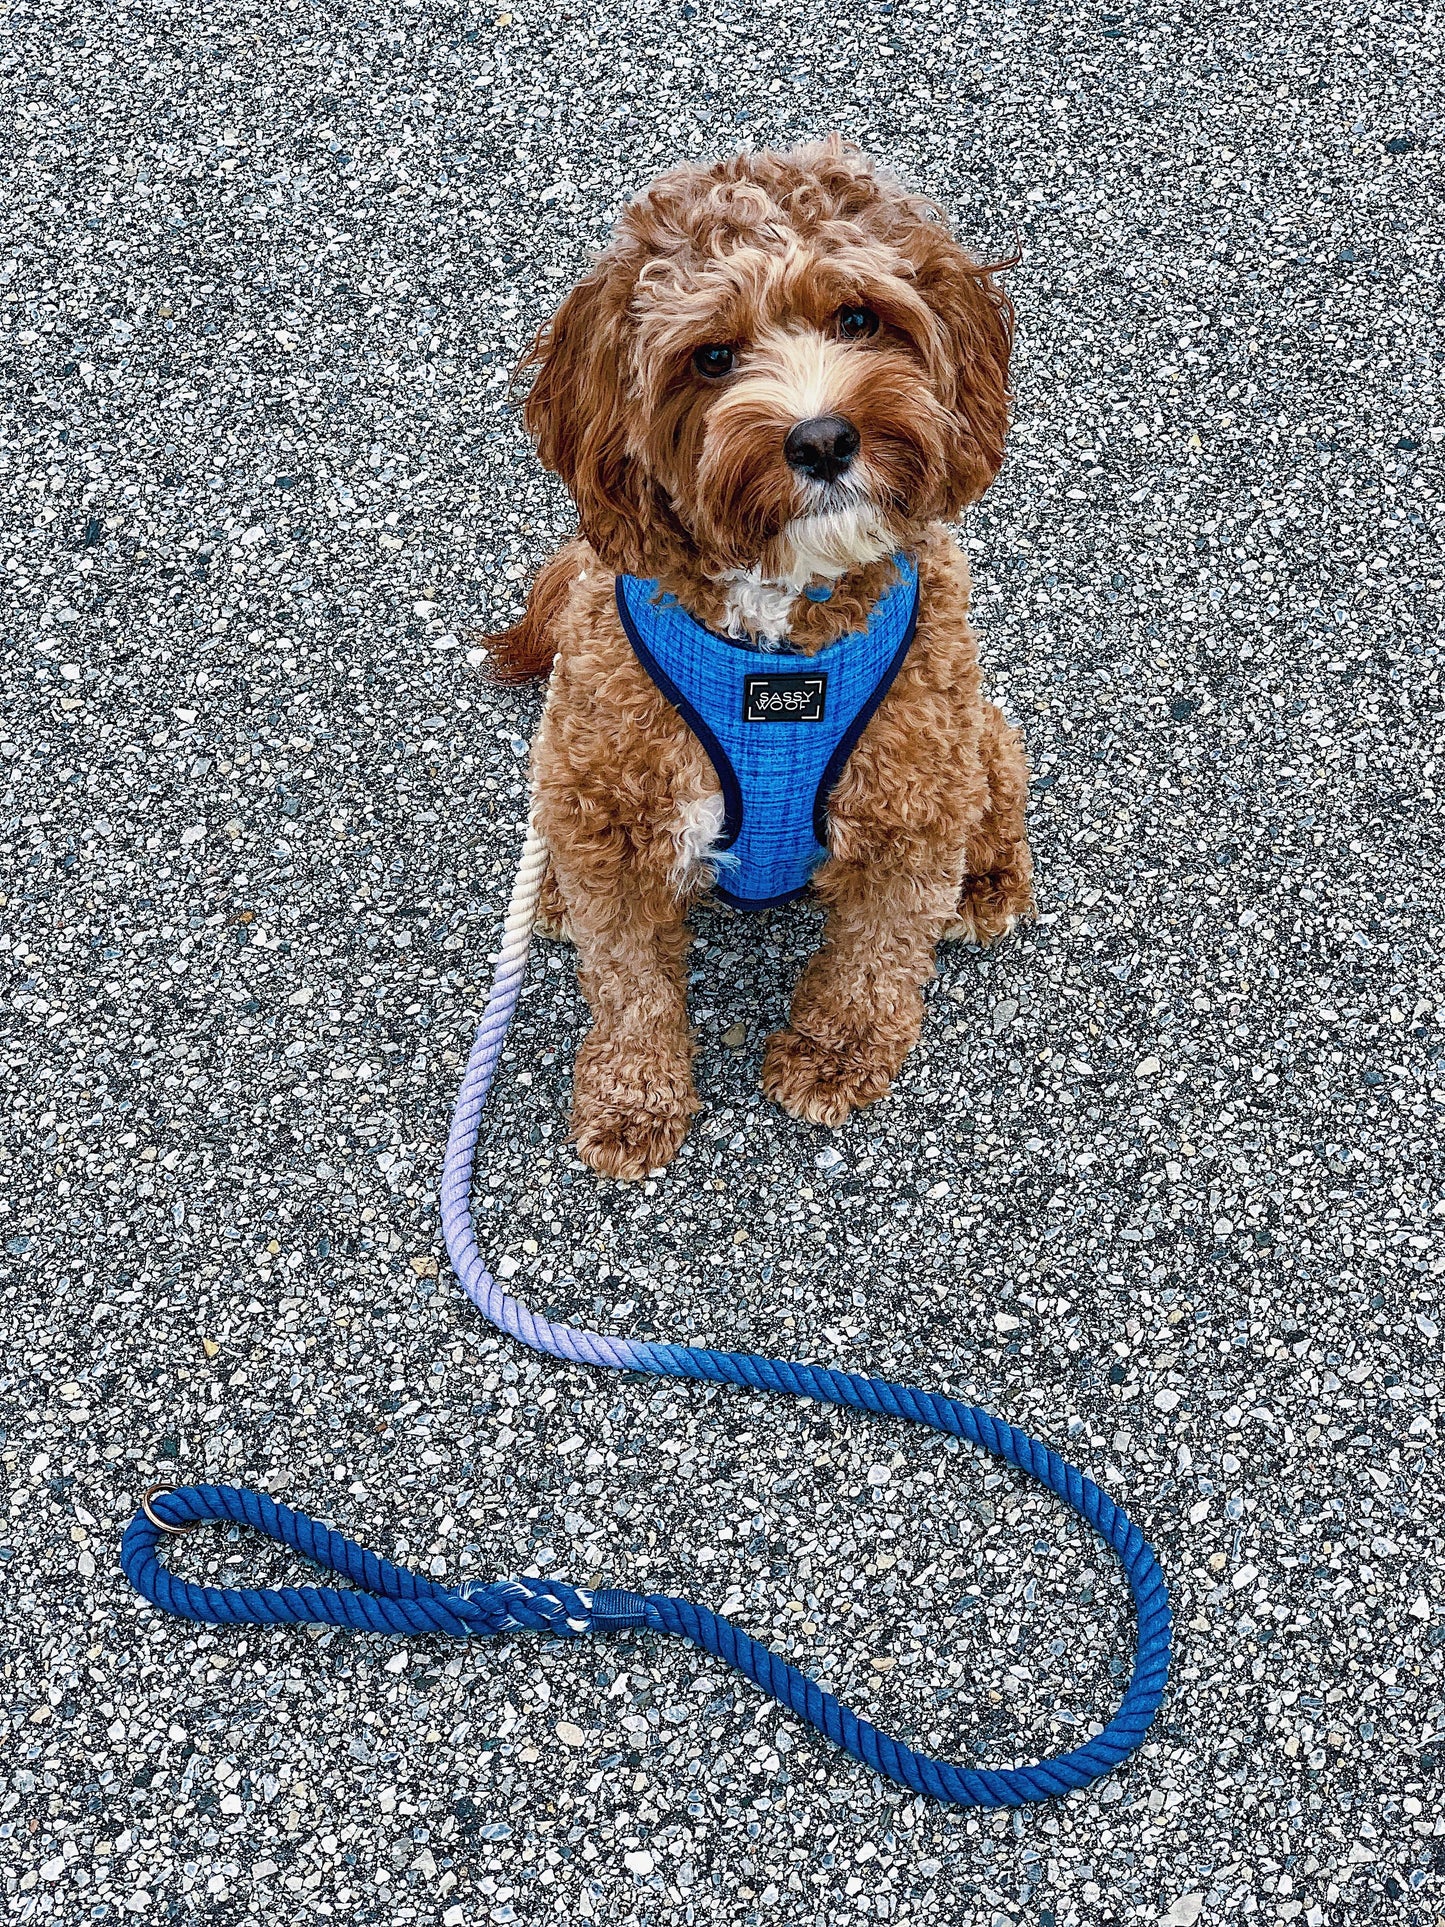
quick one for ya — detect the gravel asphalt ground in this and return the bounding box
[3,0,1443,1923]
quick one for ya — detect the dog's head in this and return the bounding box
[520,140,1014,585]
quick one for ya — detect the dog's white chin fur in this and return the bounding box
[717,494,894,647]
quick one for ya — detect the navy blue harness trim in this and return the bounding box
[714,875,816,913]
[614,580,746,852]
[810,584,920,850]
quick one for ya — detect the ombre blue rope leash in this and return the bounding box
[122,828,1171,1807]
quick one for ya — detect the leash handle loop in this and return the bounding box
[121,1483,605,1641]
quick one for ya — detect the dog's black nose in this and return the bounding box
[784,415,860,484]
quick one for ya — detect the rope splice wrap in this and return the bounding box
[121,823,1172,1807]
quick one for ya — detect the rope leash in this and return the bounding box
[122,822,1172,1807]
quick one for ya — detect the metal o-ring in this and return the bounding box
[140,1485,199,1535]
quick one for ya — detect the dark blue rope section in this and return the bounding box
[122,1359,1171,1810]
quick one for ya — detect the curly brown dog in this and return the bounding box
[486,138,1033,1181]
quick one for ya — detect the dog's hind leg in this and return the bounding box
[943,701,1034,946]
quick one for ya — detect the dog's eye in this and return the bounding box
[837,306,880,342]
[693,343,737,378]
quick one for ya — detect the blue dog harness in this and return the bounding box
[616,555,920,910]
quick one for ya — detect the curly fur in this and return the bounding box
[486,139,1034,1179]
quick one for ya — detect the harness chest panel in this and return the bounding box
[615,555,920,910]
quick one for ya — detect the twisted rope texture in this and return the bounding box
[122,823,1171,1807]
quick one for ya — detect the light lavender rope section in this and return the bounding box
[439,827,653,1372]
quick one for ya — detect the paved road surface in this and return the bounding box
[2,1,1441,1923]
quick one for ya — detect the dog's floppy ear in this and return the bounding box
[519,255,653,577]
[913,229,1015,512]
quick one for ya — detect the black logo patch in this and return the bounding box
[742,673,827,723]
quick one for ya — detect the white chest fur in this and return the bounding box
[669,789,728,891]
[718,568,796,647]
[714,501,893,646]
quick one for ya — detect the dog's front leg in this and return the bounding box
[544,822,699,1181]
[762,854,963,1128]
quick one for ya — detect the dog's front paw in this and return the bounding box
[573,1107,694,1181]
[761,1028,898,1129]
[571,1037,699,1181]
